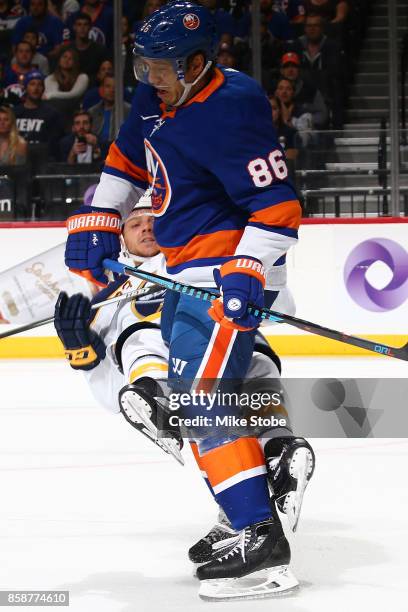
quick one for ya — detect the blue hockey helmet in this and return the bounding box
[133,1,219,105]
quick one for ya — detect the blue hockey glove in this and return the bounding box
[65,205,122,287]
[54,292,106,371]
[208,256,266,331]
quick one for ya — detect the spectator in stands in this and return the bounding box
[279,52,328,128]
[21,29,49,75]
[48,0,79,22]
[83,59,133,109]
[251,14,284,91]
[0,0,25,60]
[4,41,35,99]
[295,14,345,65]
[0,60,21,107]
[260,14,283,68]
[133,0,167,31]
[236,0,293,43]
[43,47,89,104]
[12,0,65,58]
[268,93,298,160]
[303,0,348,24]
[281,0,306,25]
[0,0,23,31]
[66,12,108,84]
[275,77,299,125]
[198,0,236,47]
[292,13,346,128]
[59,109,101,163]
[142,0,167,18]
[122,14,135,88]
[0,0,25,75]
[9,0,25,15]
[67,0,113,48]
[217,43,237,69]
[82,58,112,109]
[275,77,322,147]
[88,75,130,157]
[0,105,27,165]
[14,70,64,157]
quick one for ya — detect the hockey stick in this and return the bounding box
[0,283,162,341]
[103,258,408,362]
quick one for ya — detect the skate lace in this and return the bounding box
[215,528,251,563]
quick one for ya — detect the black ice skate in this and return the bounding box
[188,508,238,564]
[119,377,184,465]
[264,436,315,531]
[197,514,298,601]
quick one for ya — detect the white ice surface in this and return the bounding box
[0,358,407,612]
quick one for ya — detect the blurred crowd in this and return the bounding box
[0,0,369,171]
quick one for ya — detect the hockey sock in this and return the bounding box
[199,437,272,531]
[190,441,216,498]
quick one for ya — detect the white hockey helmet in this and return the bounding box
[123,189,155,228]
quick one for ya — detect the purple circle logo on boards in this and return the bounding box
[343,238,408,312]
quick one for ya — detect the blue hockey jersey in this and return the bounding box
[95,67,301,286]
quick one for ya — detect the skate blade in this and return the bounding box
[284,447,314,532]
[159,437,185,466]
[198,565,299,601]
[121,394,184,466]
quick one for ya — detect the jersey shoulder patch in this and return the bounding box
[91,275,129,307]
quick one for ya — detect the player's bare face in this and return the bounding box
[123,214,159,258]
[144,59,183,106]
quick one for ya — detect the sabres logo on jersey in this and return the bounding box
[131,280,164,321]
[183,13,200,30]
[144,139,172,217]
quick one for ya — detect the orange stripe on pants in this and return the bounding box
[195,325,236,393]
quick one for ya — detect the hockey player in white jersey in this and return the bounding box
[54,195,184,460]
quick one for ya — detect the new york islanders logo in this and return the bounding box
[183,13,200,30]
[89,26,106,46]
[144,139,172,217]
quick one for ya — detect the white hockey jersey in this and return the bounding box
[84,253,168,413]
[82,251,295,415]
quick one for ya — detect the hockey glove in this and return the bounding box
[208,256,266,331]
[65,205,122,287]
[54,292,106,371]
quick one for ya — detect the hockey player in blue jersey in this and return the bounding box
[64,1,315,600]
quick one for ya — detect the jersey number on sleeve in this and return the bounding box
[247,149,288,187]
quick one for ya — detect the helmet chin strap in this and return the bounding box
[173,60,213,107]
[121,247,159,266]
